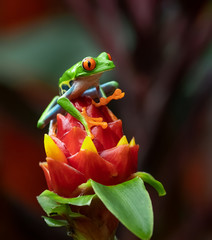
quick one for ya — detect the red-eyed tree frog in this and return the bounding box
[37,52,118,134]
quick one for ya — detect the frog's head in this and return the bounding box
[76,52,115,78]
[59,52,115,95]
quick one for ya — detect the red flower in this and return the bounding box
[40,96,139,197]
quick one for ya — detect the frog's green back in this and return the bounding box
[59,62,79,85]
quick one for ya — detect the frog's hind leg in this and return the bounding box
[37,96,59,129]
[57,96,90,135]
[58,96,110,138]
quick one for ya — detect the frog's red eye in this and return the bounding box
[107,53,112,61]
[82,57,96,71]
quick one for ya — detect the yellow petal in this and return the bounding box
[129,137,136,147]
[80,136,98,153]
[116,135,128,146]
[44,134,67,162]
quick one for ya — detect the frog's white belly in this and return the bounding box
[69,73,102,100]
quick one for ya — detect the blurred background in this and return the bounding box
[0,0,212,239]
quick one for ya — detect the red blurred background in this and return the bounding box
[0,0,212,239]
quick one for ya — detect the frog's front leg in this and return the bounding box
[37,96,60,129]
[57,96,90,135]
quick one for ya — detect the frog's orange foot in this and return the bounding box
[81,107,108,139]
[92,88,125,107]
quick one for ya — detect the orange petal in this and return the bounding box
[86,104,113,122]
[39,162,53,191]
[68,150,117,185]
[56,114,72,139]
[47,158,86,198]
[57,113,83,139]
[100,145,130,183]
[108,120,123,139]
[51,135,70,157]
[128,145,139,173]
[61,127,87,155]
[91,120,123,151]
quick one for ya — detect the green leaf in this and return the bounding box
[135,172,166,196]
[91,177,153,240]
[37,190,95,219]
[42,216,68,227]
[38,190,95,206]
[68,211,84,218]
[37,194,61,216]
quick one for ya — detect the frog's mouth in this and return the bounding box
[76,72,102,82]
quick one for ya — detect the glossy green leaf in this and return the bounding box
[135,172,166,196]
[48,204,84,218]
[43,216,68,227]
[38,190,95,206]
[50,205,70,216]
[91,177,153,240]
[37,190,95,220]
[37,194,61,216]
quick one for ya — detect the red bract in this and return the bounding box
[40,96,139,197]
